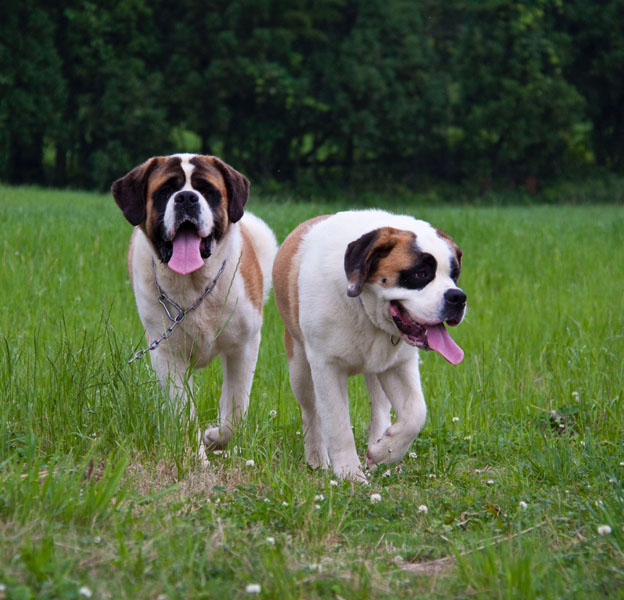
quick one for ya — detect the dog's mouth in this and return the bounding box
[162,221,212,275]
[389,300,464,365]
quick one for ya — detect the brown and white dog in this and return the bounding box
[112,153,277,454]
[273,210,466,481]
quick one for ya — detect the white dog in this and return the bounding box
[112,154,277,453]
[273,210,466,481]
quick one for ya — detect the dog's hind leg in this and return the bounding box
[203,332,261,450]
[365,373,392,454]
[288,334,329,470]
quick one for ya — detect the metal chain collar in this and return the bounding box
[128,258,227,363]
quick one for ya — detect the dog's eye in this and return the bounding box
[398,254,437,290]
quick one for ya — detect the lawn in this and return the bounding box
[0,185,623,599]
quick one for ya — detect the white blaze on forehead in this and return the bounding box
[175,153,196,190]
[163,154,213,239]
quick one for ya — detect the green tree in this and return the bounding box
[561,0,624,171]
[55,0,171,189]
[448,1,585,185]
[0,0,65,184]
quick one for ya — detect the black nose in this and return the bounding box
[444,288,466,306]
[175,191,199,207]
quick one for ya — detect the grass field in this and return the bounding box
[1,185,623,599]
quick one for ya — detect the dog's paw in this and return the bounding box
[203,426,231,450]
[305,447,330,471]
[197,440,211,468]
[333,463,368,484]
[367,426,414,467]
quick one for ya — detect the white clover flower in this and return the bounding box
[0,584,6,593]
[330,480,338,487]
[464,435,472,440]
[156,595,168,600]
[383,469,392,478]
[519,501,528,510]
[78,587,92,598]
[245,459,255,467]
[266,536,275,545]
[246,583,261,594]
[417,505,428,513]
[571,391,579,398]
[597,525,612,536]
[213,450,223,455]
[263,498,270,503]
[452,417,460,423]
[315,504,321,509]
[370,493,382,504]
[408,452,418,459]
[620,461,624,466]
[487,479,495,485]
[269,409,277,418]
[282,501,289,507]
[314,494,325,501]
[428,473,436,479]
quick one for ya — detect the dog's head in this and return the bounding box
[344,223,466,364]
[111,153,249,275]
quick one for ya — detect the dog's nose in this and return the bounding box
[175,191,199,207]
[444,288,466,306]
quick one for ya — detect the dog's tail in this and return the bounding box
[240,212,278,303]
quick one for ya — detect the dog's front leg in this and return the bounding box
[150,348,193,412]
[308,353,367,482]
[203,333,261,450]
[366,361,426,468]
[150,348,208,462]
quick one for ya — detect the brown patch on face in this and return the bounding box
[191,155,249,225]
[344,227,416,296]
[435,227,463,280]
[239,222,263,313]
[273,215,331,349]
[142,157,185,239]
[188,156,229,240]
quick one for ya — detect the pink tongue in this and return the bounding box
[168,228,204,275]
[427,324,464,365]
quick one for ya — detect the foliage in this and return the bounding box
[0,0,623,190]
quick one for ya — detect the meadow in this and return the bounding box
[0,185,623,599]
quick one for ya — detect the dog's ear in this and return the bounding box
[111,158,159,225]
[344,228,398,297]
[210,157,250,223]
[436,227,463,280]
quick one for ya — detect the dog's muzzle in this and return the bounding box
[441,288,467,326]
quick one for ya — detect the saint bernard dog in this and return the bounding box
[273,210,466,481]
[112,153,277,454]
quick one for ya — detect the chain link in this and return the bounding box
[128,259,226,364]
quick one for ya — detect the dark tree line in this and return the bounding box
[1,0,623,191]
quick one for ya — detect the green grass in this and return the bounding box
[1,185,623,599]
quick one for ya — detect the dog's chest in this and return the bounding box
[326,329,410,375]
[135,269,260,367]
